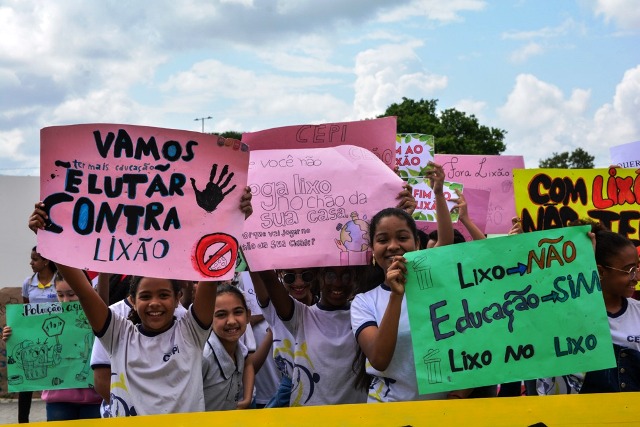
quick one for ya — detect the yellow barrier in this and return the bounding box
[13,393,640,426]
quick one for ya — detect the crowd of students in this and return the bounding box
[3,160,639,421]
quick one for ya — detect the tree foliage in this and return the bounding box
[539,148,595,169]
[218,131,242,140]
[379,97,507,155]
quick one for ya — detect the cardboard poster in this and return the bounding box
[395,133,435,179]
[5,302,94,392]
[241,145,404,271]
[417,187,491,242]
[404,226,615,394]
[39,124,249,281]
[407,178,461,222]
[513,167,640,244]
[434,154,524,234]
[242,117,397,169]
[610,141,640,169]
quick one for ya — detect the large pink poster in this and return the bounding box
[39,124,249,280]
[434,154,524,234]
[242,117,397,168]
[242,145,404,271]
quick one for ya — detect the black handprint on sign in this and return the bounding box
[191,164,237,213]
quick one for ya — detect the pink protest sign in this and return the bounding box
[416,187,490,242]
[242,117,397,169]
[434,154,524,234]
[39,124,249,280]
[241,145,404,271]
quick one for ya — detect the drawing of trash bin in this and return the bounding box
[15,341,50,380]
[412,258,433,290]
[423,349,442,384]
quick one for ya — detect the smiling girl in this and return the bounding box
[202,284,253,410]
[580,227,640,393]
[349,161,462,402]
[27,187,252,416]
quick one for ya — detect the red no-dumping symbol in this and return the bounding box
[194,233,238,278]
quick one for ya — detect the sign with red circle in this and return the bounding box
[194,233,238,278]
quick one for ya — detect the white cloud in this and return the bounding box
[161,59,352,130]
[592,0,640,30]
[589,65,640,164]
[499,68,640,168]
[253,35,352,74]
[498,74,592,167]
[0,129,27,160]
[353,42,448,119]
[49,90,146,125]
[509,42,544,63]
[452,99,487,122]
[501,18,579,40]
[378,0,486,23]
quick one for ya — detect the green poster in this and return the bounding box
[405,226,615,394]
[5,301,94,392]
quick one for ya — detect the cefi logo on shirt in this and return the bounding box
[163,345,180,362]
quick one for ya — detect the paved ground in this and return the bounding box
[0,399,46,425]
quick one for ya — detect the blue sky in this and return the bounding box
[1,0,639,174]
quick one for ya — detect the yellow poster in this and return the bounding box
[513,168,640,245]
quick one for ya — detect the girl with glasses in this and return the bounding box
[580,224,640,393]
[251,265,366,406]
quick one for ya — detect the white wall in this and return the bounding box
[0,176,39,288]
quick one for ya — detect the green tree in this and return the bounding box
[217,131,242,139]
[379,97,507,155]
[539,148,595,169]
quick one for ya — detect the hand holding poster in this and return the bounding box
[417,187,491,241]
[242,117,397,168]
[404,226,615,394]
[5,302,93,392]
[435,154,524,234]
[408,178,461,222]
[39,125,249,280]
[513,167,640,244]
[241,145,404,271]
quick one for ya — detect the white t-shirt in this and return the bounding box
[252,319,279,405]
[21,274,57,303]
[351,284,448,403]
[609,297,640,350]
[96,306,210,416]
[202,333,248,411]
[90,298,187,368]
[260,301,296,380]
[281,298,367,406]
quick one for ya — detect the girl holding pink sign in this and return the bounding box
[27,187,253,416]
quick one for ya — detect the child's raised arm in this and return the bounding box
[58,265,109,332]
[426,163,454,247]
[191,281,216,327]
[29,202,109,332]
[238,356,255,409]
[453,189,486,241]
[251,270,294,320]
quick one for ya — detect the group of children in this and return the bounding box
[4,159,639,420]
